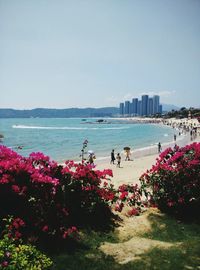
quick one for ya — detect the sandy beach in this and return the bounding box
[96,117,200,188]
[96,154,158,187]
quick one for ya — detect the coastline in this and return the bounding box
[95,115,198,164]
[95,117,200,188]
[1,117,199,176]
[95,135,199,188]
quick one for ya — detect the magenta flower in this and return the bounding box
[140,142,200,218]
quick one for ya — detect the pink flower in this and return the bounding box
[42,225,49,232]
[119,191,128,200]
[114,202,124,212]
[62,226,78,239]
[12,185,20,193]
[62,231,68,239]
[5,252,11,258]
[178,197,184,204]
[102,169,113,177]
[127,207,139,216]
[15,231,22,239]
[0,174,12,184]
[1,261,9,267]
[167,201,174,207]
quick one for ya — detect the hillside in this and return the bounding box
[0,107,119,118]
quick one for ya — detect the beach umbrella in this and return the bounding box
[88,150,94,154]
[123,146,130,151]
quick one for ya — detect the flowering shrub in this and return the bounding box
[0,217,52,269]
[0,145,146,249]
[0,146,120,247]
[114,184,143,215]
[0,146,67,247]
[4,217,25,242]
[127,207,140,217]
[140,142,200,219]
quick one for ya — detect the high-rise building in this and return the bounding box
[119,103,124,115]
[153,95,160,114]
[141,95,149,116]
[138,100,142,116]
[125,101,130,115]
[132,98,138,116]
[159,104,162,114]
[119,94,161,117]
[148,98,153,115]
[130,101,134,115]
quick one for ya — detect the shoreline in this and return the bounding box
[58,116,199,165]
[94,116,199,160]
[95,132,190,164]
[95,135,200,188]
[94,117,200,188]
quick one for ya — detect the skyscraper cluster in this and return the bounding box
[119,95,162,117]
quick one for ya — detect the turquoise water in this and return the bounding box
[0,118,177,162]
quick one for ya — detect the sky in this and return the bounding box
[0,0,200,109]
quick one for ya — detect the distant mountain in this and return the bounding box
[0,107,119,118]
[162,104,180,112]
[0,104,180,118]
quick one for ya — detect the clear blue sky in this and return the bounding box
[0,0,200,109]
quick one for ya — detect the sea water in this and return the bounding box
[0,118,180,162]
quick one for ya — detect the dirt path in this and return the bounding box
[99,208,181,264]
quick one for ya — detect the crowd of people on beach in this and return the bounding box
[163,118,199,140]
[82,116,199,168]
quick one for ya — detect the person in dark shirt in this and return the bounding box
[174,134,177,142]
[158,142,162,153]
[110,149,115,164]
[116,153,121,168]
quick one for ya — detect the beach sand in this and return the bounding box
[96,154,158,187]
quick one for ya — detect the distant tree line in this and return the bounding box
[164,107,200,119]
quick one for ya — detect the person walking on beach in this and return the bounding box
[190,129,193,141]
[116,153,121,168]
[110,149,115,164]
[174,143,178,151]
[123,147,131,161]
[174,134,176,142]
[88,153,94,165]
[158,142,162,153]
[124,149,131,161]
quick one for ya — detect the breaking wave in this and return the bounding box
[12,125,129,130]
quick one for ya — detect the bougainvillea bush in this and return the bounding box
[113,183,143,216]
[140,142,200,220]
[0,144,146,251]
[0,145,119,247]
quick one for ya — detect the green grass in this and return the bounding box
[51,211,200,270]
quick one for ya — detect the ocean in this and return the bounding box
[0,118,183,163]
